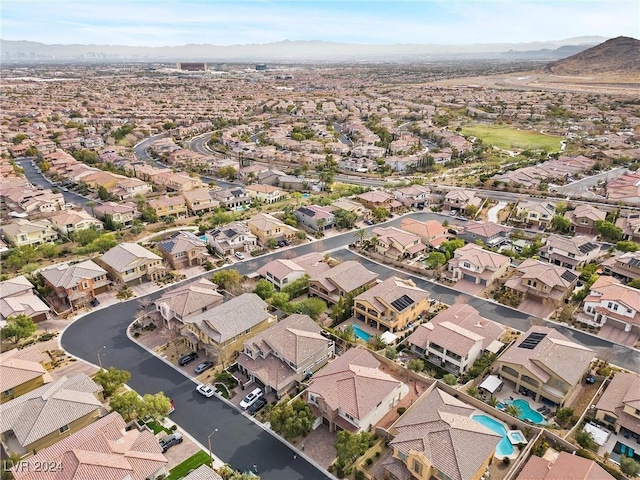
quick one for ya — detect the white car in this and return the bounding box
[239,387,263,410]
[234,252,245,260]
[196,383,215,398]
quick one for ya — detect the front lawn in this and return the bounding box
[166,451,212,480]
[461,124,562,152]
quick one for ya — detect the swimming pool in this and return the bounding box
[472,415,515,458]
[507,430,527,445]
[511,399,545,424]
[351,324,372,341]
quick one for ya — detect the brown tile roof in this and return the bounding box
[355,277,429,315]
[463,221,510,238]
[308,347,403,421]
[516,451,615,480]
[389,386,500,480]
[311,261,378,295]
[585,275,640,316]
[511,258,578,290]
[451,243,510,271]
[0,347,52,394]
[595,371,640,416]
[11,412,168,480]
[154,278,222,319]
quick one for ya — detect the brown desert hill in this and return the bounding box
[543,36,640,75]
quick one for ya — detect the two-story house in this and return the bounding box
[0,346,53,403]
[602,251,640,283]
[153,278,223,329]
[295,205,335,232]
[579,276,640,343]
[443,189,479,213]
[247,213,299,246]
[245,184,286,204]
[40,260,111,309]
[355,191,403,214]
[307,347,408,433]
[181,189,220,215]
[407,304,505,374]
[393,185,432,208]
[354,277,430,333]
[206,221,257,256]
[331,198,370,220]
[399,218,448,249]
[496,326,594,407]
[238,314,334,398]
[445,243,510,287]
[372,226,426,260]
[539,234,601,269]
[565,204,606,236]
[97,243,166,285]
[0,374,103,457]
[93,201,137,227]
[461,221,510,248]
[309,261,378,307]
[515,201,556,228]
[0,276,50,324]
[213,187,252,210]
[594,371,640,441]
[148,195,188,220]
[182,293,276,366]
[156,231,209,270]
[384,385,501,480]
[111,177,152,200]
[257,252,330,290]
[616,214,640,243]
[49,209,103,237]
[1,219,59,247]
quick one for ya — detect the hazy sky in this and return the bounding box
[2,0,638,46]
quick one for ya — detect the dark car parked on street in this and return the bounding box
[178,352,198,366]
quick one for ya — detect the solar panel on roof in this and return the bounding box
[390,294,415,312]
[299,207,316,217]
[560,270,578,283]
[578,242,598,254]
[224,229,237,237]
[518,332,547,349]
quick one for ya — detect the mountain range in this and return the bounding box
[0,36,609,63]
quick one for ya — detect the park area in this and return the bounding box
[461,123,563,152]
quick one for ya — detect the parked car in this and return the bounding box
[196,383,215,398]
[234,252,245,260]
[239,387,263,410]
[277,240,286,247]
[248,398,267,415]
[90,298,100,307]
[159,432,183,452]
[195,361,214,374]
[585,374,596,384]
[167,398,175,414]
[178,352,198,366]
[282,239,290,246]
[364,219,374,225]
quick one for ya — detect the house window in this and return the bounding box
[59,424,70,434]
[202,306,207,312]
[603,414,617,424]
[398,451,407,462]
[3,388,14,397]
[412,460,422,475]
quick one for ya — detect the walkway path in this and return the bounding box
[487,201,508,223]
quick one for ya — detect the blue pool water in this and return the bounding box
[199,235,207,242]
[351,324,372,341]
[472,415,515,458]
[302,193,310,198]
[511,399,545,424]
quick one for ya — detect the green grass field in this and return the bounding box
[461,124,562,152]
[167,451,211,480]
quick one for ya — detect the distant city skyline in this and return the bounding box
[3,0,639,47]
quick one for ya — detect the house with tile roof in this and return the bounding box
[504,258,579,311]
[156,231,209,270]
[399,218,448,249]
[383,385,501,480]
[40,260,111,309]
[148,195,188,220]
[355,190,403,214]
[0,374,103,457]
[181,465,223,480]
[182,293,276,366]
[238,314,334,398]
[515,201,556,228]
[111,177,152,201]
[93,201,138,227]
[331,198,370,220]
[615,214,640,243]
[245,184,286,204]
[257,252,330,290]
[564,204,607,236]
[594,371,640,441]
[407,304,505,374]
[307,347,408,433]
[213,187,252,210]
[354,277,430,333]
[539,234,601,270]
[153,278,223,329]
[372,226,426,260]
[11,412,168,480]
[443,189,480,213]
[393,185,432,208]
[496,326,594,407]
[1,218,59,247]
[602,251,640,283]
[205,221,257,256]
[445,243,510,287]
[247,213,299,246]
[182,188,221,215]
[295,205,335,231]
[0,345,53,404]
[516,450,615,480]
[97,243,166,285]
[309,260,378,307]
[461,221,510,248]
[0,275,50,325]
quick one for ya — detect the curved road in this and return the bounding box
[61,213,640,479]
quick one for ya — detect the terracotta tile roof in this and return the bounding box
[463,221,510,238]
[400,218,447,242]
[355,277,429,315]
[154,278,222,319]
[595,371,640,416]
[0,346,52,394]
[516,451,615,480]
[513,258,578,290]
[450,243,510,272]
[586,275,640,315]
[311,260,378,295]
[11,412,168,480]
[40,260,108,290]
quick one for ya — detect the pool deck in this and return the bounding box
[486,378,553,424]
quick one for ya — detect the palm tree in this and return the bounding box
[506,403,522,419]
[488,395,499,407]
[353,229,366,246]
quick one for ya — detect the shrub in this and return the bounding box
[355,470,365,480]
[502,457,510,466]
[397,407,406,415]
[365,458,373,465]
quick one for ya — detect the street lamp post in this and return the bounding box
[97,346,106,370]
[207,428,218,468]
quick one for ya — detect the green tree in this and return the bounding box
[39,243,58,258]
[550,215,572,234]
[98,185,110,201]
[595,220,623,242]
[6,245,39,270]
[109,390,142,422]
[628,279,640,290]
[218,166,237,181]
[139,392,172,421]
[12,133,28,145]
[353,229,367,245]
[425,251,447,269]
[291,191,303,205]
[555,407,574,423]
[141,207,158,223]
[465,204,479,218]
[441,239,465,260]
[334,431,372,467]
[616,240,639,252]
[212,269,243,293]
[1,314,37,344]
[373,207,389,222]
[385,346,398,360]
[266,237,279,249]
[467,386,480,398]
[269,292,290,310]
[73,228,102,246]
[93,367,131,397]
[254,279,275,300]
[575,430,597,451]
[292,297,327,320]
[442,373,458,386]
[407,359,424,372]
[334,209,358,229]
[505,403,522,419]
[620,456,640,477]
[269,398,315,440]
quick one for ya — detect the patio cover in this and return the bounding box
[584,422,610,446]
[381,331,398,344]
[479,374,503,394]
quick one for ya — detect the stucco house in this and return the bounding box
[309,260,378,307]
[153,278,223,329]
[40,260,111,309]
[0,276,50,325]
[206,221,257,256]
[156,231,209,270]
[97,243,166,285]
[0,346,53,404]
[445,243,510,287]
[594,371,640,441]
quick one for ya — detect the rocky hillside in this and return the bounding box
[543,36,640,75]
